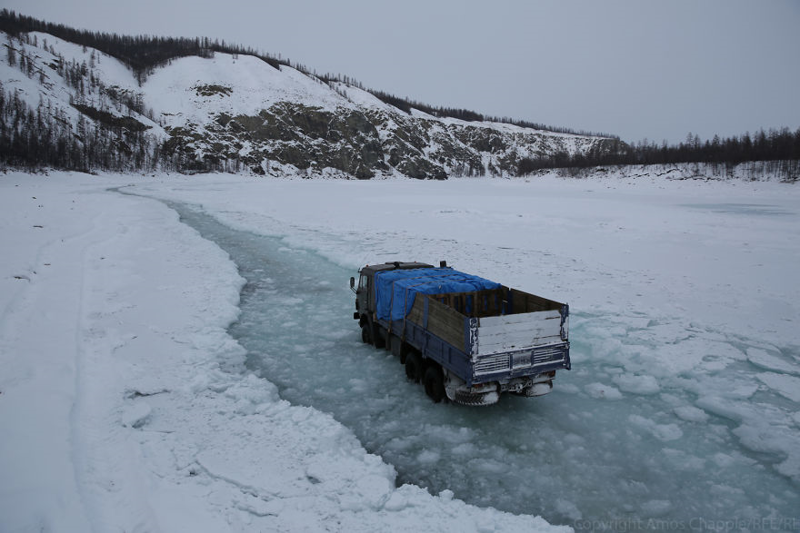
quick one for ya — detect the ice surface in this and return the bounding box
[2,171,799,531]
[584,382,624,399]
[756,373,800,403]
[166,193,799,528]
[673,405,710,423]
[612,373,660,395]
[747,347,800,375]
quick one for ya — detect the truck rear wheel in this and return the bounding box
[424,365,446,403]
[455,389,500,406]
[405,351,422,383]
[389,335,403,361]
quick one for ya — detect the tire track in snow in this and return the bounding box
[72,196,163,533]
[1,184,107,532]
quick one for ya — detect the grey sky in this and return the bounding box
[3,0,798,143]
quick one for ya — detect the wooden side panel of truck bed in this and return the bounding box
[406,295,465,350]
[405,286,567,356]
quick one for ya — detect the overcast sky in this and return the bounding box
[3,0,798,143]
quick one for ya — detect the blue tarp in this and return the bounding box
[374,267,501,321]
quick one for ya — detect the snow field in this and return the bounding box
[142,54,347,129]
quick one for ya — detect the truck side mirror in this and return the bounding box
[350,277,356,292]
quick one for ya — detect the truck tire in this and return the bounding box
[361,324,372,344]
[373,325,386,349]
[424,365,446,403]
[405,352,422,383]
[455,389,500,406]
[389,335,403,360]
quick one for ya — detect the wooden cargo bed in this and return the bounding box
[404,286,566,355]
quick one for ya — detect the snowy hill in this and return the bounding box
[1,28,617,178]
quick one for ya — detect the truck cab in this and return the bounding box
[351,261,434,345]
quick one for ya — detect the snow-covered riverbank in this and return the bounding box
[2,171,798,531]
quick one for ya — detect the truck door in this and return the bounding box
[357,273,370,315]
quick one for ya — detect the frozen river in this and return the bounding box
[172,200,799,529]
[5,173,797,532]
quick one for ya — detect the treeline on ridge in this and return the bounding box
[324,80,618,138]
[370,89,620,138]
[0,9,289,80]
[0,81,158,172]
[518,130,800,178]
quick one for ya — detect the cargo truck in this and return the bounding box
[350,261,570,406]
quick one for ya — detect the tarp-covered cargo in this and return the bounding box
[374,267,501,321]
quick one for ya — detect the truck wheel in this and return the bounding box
[389,335,403,359]
[361,324,372,344]
[424,365,446,403]
[373,325,386,349]
[405,352,422,383]
[455,389,500,406]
